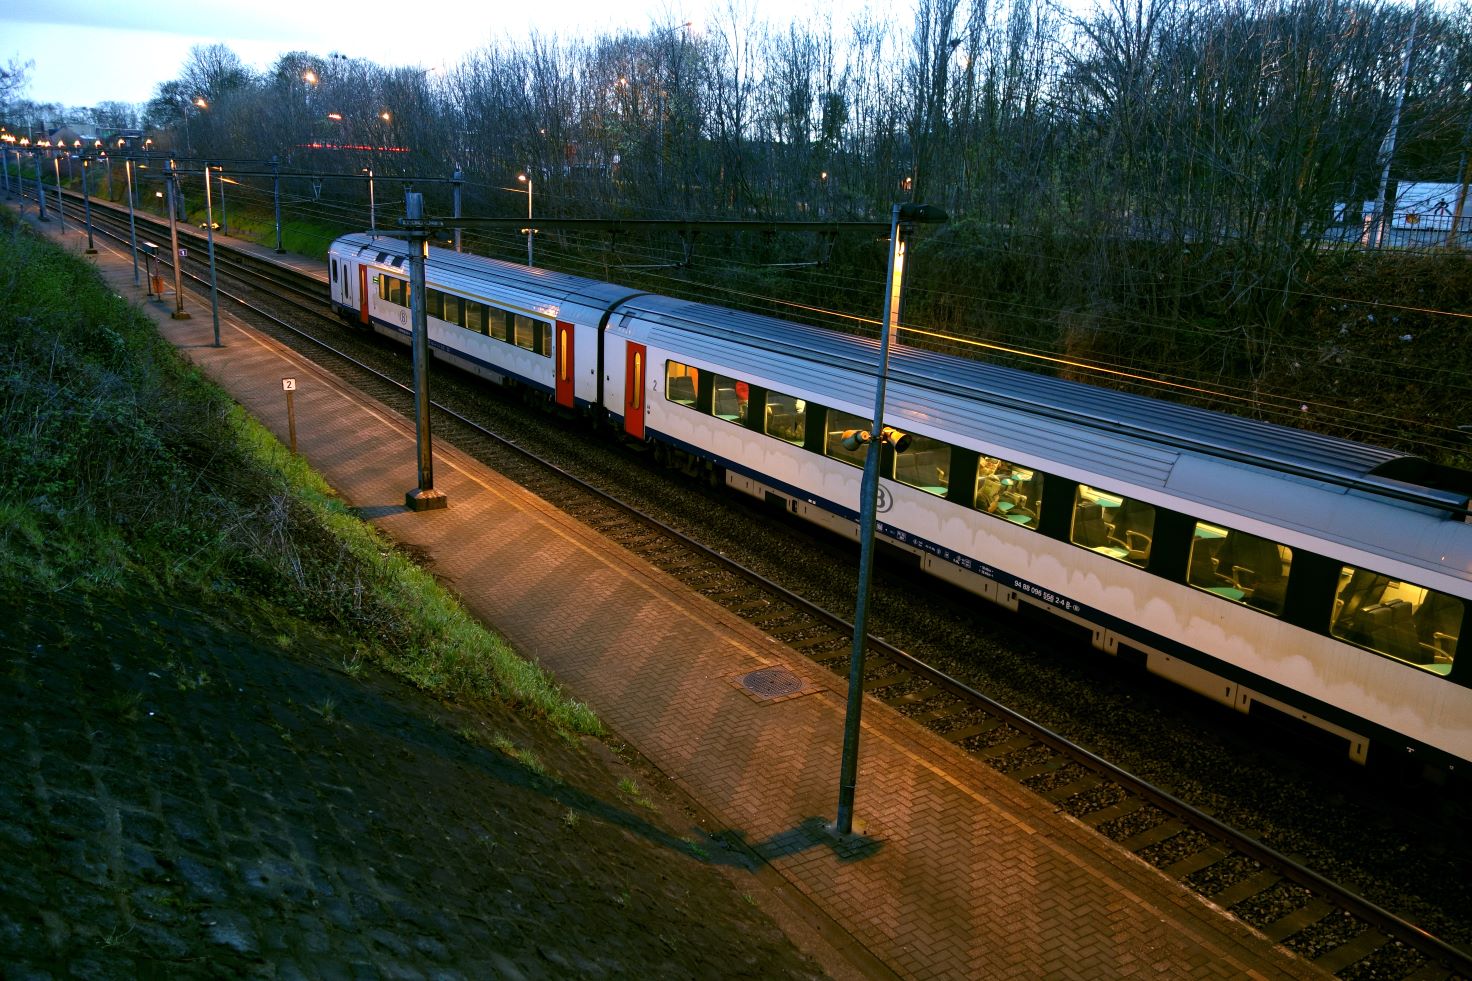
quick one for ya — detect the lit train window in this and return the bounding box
[490,309,510,342]
[711,375,748,423]
[665,362,699,405]
[465,302,485,334]
[442,294,464,327]
[1330,566,1461,674]
[894,435,950,497]
[1071,486,1154,567]
[379,276,407,306]
[425,289,444,321]
[974,456,1041,530]
[764,391,806,445]
[513,314,542,353]
[1187,523,1291,615]
[825,410,872,468]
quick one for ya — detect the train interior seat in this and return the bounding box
[668,374,697,404]
[1189,537,1223,587]
[1072,500,1110,549]
[714,386,744,420]
[1356,599,1425,663]
[1106,501,1155,565]
[764,404,797,441]
[1417,593,1463,663]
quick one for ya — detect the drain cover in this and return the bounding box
[742,666,804,698]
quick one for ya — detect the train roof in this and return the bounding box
[333,233,639,313]
[616,293,1471,516]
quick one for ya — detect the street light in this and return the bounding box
[363,167,375,232]
[517,171,534,266]
[833,201,947,838]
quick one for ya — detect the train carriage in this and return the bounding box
[327,233,1472,770]
[329,233,642,410]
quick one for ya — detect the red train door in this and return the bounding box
[555,321,574,408]
[358,266,370,324]
[624,342,646,439]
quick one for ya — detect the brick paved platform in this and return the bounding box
[40,214,1324,979]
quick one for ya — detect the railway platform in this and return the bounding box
[29,211,1324,979]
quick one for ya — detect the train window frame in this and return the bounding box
[1329,566,1460,675]
[1071,485,1155,568]
[465,302,486,334]
[710,374,749,425]
[973,455,1042,531]
[442,293,464,327]
[893,433,951,498]
[763,391,807,446]
[665,361,700,406]
[825,409,872,469]
[1186,522,1292,616]
[425,289,445,321]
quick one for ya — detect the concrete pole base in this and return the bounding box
[171,311,192,320]
[405,488,448,511]
[86,248,98,254]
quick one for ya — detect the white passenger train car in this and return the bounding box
[327,234,1472,770]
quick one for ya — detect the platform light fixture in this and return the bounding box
[517,171,534,267]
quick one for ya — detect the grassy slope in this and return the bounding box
[0,207,599,738]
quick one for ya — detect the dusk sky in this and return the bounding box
[0,0,874,109]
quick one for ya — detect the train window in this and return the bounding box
[381,276,407,307]
[764,391,806,445]
[1330,567,1461,674]
[491,309,510,342]
[331,260,338,283]
[442,294,464,327]
[1187,523,1291,615]
[1071,486,1154,567]
[825,410,872,468]
[513,314,538,352]
[666,362,700,405]
[425,289,444,321]
[974,457,1042,530]
[537,319,552,357]
[894,434,950,497]
[465,302,485,334]
[711,375,748,423]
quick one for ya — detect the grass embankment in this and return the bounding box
[0,208,599,737]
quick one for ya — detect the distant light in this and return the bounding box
[327,112,343,121]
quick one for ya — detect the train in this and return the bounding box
[327,232,1471,772]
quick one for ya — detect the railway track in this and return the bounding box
[33,185,1472,979]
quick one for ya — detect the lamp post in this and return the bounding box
[402,190,448,512]
[213,166,230,235]
[203,161,222,346]
[1,134,11,197]
[363,167,375,232]
[833,201,947,837]
[517,171,534,266]
[452,165,464,252]
[164,159,190,320]
[125,157,140,285]
[81,156,97,253]
[52,149,66,231]
[29,141,49,221]
[272,155,285,253]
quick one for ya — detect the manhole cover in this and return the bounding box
[742,666,804,698]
